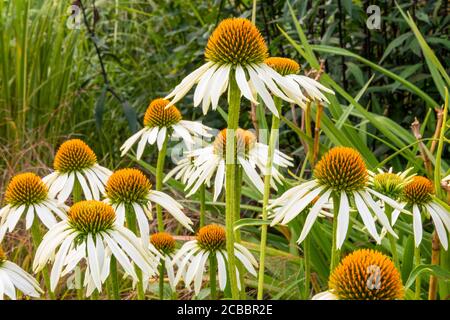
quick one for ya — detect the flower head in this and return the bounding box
[172,224,258,295]
[0,173,67,236]
[314,147,368,192]
[33,200,159,296]
[104,168,193,243]
[43,139,112,202]
[5,173,48,207]
[402,176,434,205]
[170,127,293,201]
[68,201,115,237]
[144,98,182,128]
[54,139,97,173]
[165,18,333,116]
[205,18,268,66]
[120,98,212,158]
[105,168,152,205]
[151,232,176,255]
[265,57,300,76]
[371,172,406,200]
[0,246,5,262]
[197,224,226,252]
[328,249,404,300]
[270,146,402,248]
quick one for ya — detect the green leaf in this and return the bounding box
[234,218,270,231]
[404,264,450,290]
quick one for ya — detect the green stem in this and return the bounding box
[330,192,341,271]
[30,220,55,300]
[234,167,246,300]
[257,97,281,300]
[156,133,169,232]
[159,260,165,300]
[415,246,421,300]
[72,179,84,300]
[125,204,145,300]
[385,206,400,270]
[303,232,311,300]
[109,256,120,300]
[209,254,217,300]
[225,71,240,299]
[199,184,206,228]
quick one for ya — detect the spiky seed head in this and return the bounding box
[402,176,434,205]
[68,200,115,235]
[54,139,97,173]
[372,172,405,199]
[265,57,300,75]
[314,147,368,192]
[105,168,152,205]
[143,98,182,128]
[4,173,48,207]
[150,232,176,255]
[329,249,404,300]
[205,18,268,66]
[213,128,256,158]
[197,224,226,252]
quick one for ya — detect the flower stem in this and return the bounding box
[385,205,399,270]
[199,184,206,228]
[330,192,341,271]
[72,179,84,300]
[30,220,55,300]
[225,71,241,299]
[125,204,145,300]
[303,232,311,299]
[234,167,246,299]
[209,254,217,300]
[109,256,120,300]
[414,245,421,300]
[428,231,440,300]
[156,133,169,232]
[159,260,165,300]
[257,97,281,300]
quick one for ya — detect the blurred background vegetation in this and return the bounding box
[0,0,449,299]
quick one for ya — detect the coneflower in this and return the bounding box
[120,98,212,159]
[313,249,404,300]
[43,139,112,202]
[269,147,403,270]
[33,200,160,297]
[172,224,257,298]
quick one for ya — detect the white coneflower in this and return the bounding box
[270,147,403,248]
[391,176,450,250]
[165,18,333,116]
[104,168,194,243]
[120,98,211,159]
[312,249,404,300]
[0,246,42,300]
[167,128,293,201]
[43,139,112,202]
[0,173,67,239]
[33,200,160,296]
[172,224,258,295]
[149,232,178,291]
[265,57,333,103]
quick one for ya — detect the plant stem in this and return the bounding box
[30,220,55,300]
[303,232,311,299]
[428,231,440,300]
[225,71,241,299]
[156,133,169,232]
[330,192,341,271]
[209,254,217,300]
[72,179,84,300]
[234,167,246,299]
[109,256,120,300]
[257,97,281,300]
[125,204,145,300]
[199,184,206,228]
[385,205,399,270]
[159,260,165,300]
[414,245,421,299]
